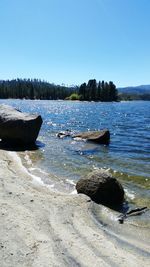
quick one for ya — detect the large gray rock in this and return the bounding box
[76,170,124,208]
[74,130,110,144]
[0,105,42,144]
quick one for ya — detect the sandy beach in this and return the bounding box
[0,149,149,267]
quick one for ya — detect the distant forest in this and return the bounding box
[78,80,117,101]
[0,78,118,102]
[118,93,150,101]
[118,85,150,100]
[0,79,75,100]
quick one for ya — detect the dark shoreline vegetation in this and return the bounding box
[0,78,149,101]
[0,78,118,101]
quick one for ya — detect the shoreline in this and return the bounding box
[0,149,150,267]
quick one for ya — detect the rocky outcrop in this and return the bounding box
[0,105,42,144]
[76,170,124,208]
[57,129,110,144]
[74,130,110,144]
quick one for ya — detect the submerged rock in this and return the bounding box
[0,104,42,144]
[76,170,124,208]
[57,130,72,139]
[73,130,110,144]
[57,129,110,144]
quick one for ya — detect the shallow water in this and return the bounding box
[0,99,150,215]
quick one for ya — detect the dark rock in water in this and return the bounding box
[57,130,72,139]
[74,130,110,144]
[76,170,124,208]
[0,105,42,144]
[57,129,110,145]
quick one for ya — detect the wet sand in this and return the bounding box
[0,150,149,267]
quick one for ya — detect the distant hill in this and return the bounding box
[117,85,150,95]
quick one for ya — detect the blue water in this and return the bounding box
[0,100,150,197]
[1,99,150,249]
[1,99,150,254]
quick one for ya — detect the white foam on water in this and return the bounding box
[7,151,70,193]
[24,154,32,165]
[29,167,49,176]
[124,189,135,200]
[66,178,76,186]
[70,189,77,195]
[47,184,55,189]
[8,151,45,186]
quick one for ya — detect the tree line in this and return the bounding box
[0,79,75,100]
[0,78,118,101]
[118,93,150,101]
[78,79,118,101]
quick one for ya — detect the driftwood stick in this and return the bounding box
[118,206,148,224]
[126,206,147,215]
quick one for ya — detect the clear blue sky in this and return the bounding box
[0,0,150,87]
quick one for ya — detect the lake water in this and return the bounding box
[1,99,150,250]
[0,99,150,211]
[1,99,150,256]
